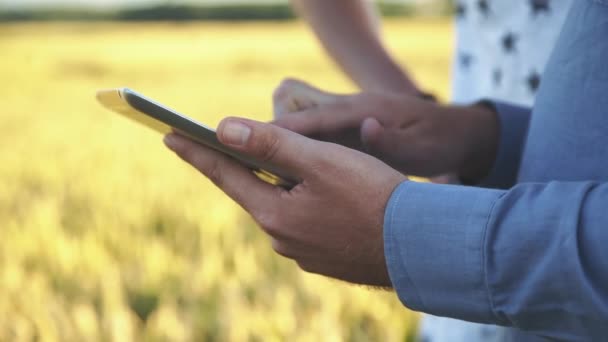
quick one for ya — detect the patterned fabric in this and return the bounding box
[451,0,572,106]
[420,1,572,341]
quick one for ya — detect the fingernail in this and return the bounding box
[222,120,251,146]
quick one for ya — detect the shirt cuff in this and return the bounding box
[477,101,531,189]
[384,180,506,323]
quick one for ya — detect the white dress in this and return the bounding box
[419,0,573,341]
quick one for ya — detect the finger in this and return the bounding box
[360,118,403,157]
[216,117,323,178]
[163,133,281,213]
[273,91,306,118]
[360,117,385,151]
[272,101,364,137]
[273,78,344,118]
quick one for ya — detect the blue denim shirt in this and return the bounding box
[384,1,608,340]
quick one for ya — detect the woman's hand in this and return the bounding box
[272,78,499,181]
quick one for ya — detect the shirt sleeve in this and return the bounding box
[384,180,608,340]
[471,101,531,189]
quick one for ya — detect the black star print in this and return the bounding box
[493,68,503,87]
[455,2,466,19]
[530,0,550,16]
[478,0,490,17]
[527,70,541,93]
[502,32,518,54]
[459,52,474,70]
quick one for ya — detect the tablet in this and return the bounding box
[96,88,296,188]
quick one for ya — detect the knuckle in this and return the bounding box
[271,239,293,258]
[206,157,225,187]
[279,77,300,90]
[255,132,281,162]
[273,84,289,104]
[177,143,196,162]
[307,148,337,176]
[175,144,227,184]
[256,211,282,235]
[296,261,316,273]
[273,78,298,101]
[179,145,211,171]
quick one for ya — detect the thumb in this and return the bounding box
[360,117,386,152]
[273,78,344,118]
[217,117,319,179]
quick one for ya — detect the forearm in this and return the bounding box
[385,181,608,340]
[291,0,418,93]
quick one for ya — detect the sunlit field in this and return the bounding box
[0,19,452,341]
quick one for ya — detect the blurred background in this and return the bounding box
[0,0,452,340]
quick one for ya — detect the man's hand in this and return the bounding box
[273,79,499,181]
[163,118,406,287]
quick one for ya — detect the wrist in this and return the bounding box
[457,102,500,184]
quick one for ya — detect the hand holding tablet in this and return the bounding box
[96,88,296,188]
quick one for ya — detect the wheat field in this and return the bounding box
[0,19,452,341]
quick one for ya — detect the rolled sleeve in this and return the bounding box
[477,101,531,189]
[384,180,506,324]
[384,180,608,339]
